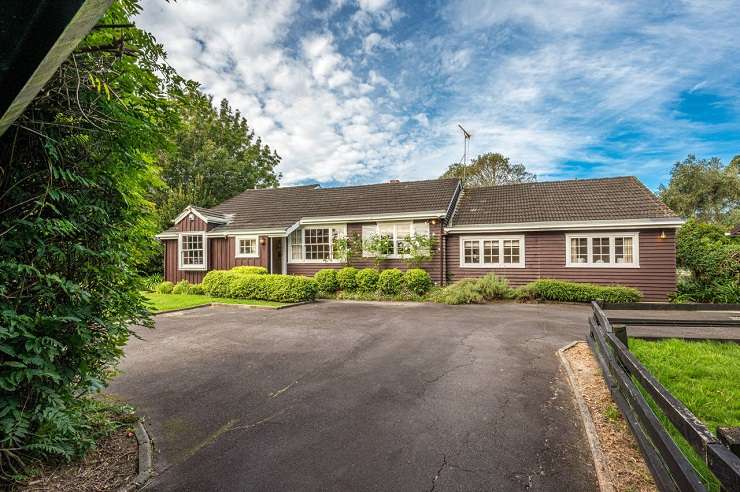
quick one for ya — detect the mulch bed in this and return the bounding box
[19,429,138,491]
[564,341,656,491]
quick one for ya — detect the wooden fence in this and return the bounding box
[588,301,740,491]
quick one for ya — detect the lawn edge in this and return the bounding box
[152,300,310,315]
[557,341,616,492]
[120,419,153,491]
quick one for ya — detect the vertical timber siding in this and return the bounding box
[445,228,676,301]
[163,236,270,283]
[287,220,445,283]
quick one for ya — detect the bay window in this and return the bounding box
[565,233,639,267]
[178,232,206,270]
[459,235,525,268]
[288,225,345,263]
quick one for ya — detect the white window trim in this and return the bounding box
[234,235,259,258]
[178,232,207,271]
[565,232,640,268]
[458,235,526,268]
[361,221,430,259]
[287,224,347,264]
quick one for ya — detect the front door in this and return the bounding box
[271,237,283,274]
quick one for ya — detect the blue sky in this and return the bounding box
[137,0,740,189]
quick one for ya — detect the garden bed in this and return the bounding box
[143,292,287,313]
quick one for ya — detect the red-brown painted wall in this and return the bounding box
[163,236,270,283]
[445,229,676,301]
[286,220,445,283]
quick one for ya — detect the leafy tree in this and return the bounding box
[154,90,281,230]
[441,152,536,187]
[0,0,182,476]
[659,154,740,225]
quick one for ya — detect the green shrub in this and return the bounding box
[403,269,433,295]
[356,268,380,292]
[227,274,318,302]
[378,268,403,295]
[518,279,642,303]
[142,273,164,292]
[431,279,484,304]
[201,270,234,297]
[476,273,514,300]
[231,266,268,275]
[337,267,359,291]
[188,284,205,295]
[172,280,190,294]
[314,269,339,292]
[155,281,174,294]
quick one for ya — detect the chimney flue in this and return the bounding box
[389,179,400,183]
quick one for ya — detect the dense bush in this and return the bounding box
[403,269,433,295]
[674,220,739,303]
[337,267,359,291]
[142,273,164,292]
[201,270,235,297]
[231,266,268,275]
[377,269,404,295]
[517,279,642,303]
[314,269,339,293]
[476,273,513,300]
[227,274,317,302]
[187,284,205,295]
[356,268,380,292]
[172,280,190,294]
[431,279,484,304]
[155,281,175,294]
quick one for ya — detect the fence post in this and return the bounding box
[718,427,740,457]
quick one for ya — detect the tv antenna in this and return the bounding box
[458,124,471,182]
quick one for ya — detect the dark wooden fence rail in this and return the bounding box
[589,301,740,492]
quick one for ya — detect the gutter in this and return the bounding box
[445,218,685,234]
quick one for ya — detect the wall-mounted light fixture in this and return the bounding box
[188,213,195,221]
[430,218,438,225]
[260,237,267,245]
[660,230,666,239]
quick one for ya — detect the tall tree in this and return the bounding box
[659,154,740,225]
[154,90,281,229]
[441,152,536,187]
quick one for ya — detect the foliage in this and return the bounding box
[226,274,317,303]
[187,284,205,295]
[142,274,164,292]
[516,279,642,303]
[172,280,190,294]
[362,234,394,269]
[337,267,359,291]
[155,281,174,294]
[231,266,268,275]
[673,219,739,303]
[143,292,284,312]
[402,233,438,269]
[0,0,179,476]
[377,269,404,295]
[153,89,281,231]
[659,154,740,226]
[201,270,239,297]
[326,289,436,303]
[430,279,485,304]
[314,269,339,293]
[403,269,433,295]
[441,152,536,187]
[355,268,380,292]
[475,273,514,300]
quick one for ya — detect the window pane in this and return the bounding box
[592,237,610,263]
[503,240,520,264]
[483,240,499,264]
[615,237,633,263]
[289,230,303,260]
[463,240,480,264]
[570,237,588,264]
[181,234,204,266]
[305,228,330,260]
[239,239,255,255]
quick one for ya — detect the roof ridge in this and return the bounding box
[468,175,635,192]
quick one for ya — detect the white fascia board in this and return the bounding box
[299,210,447,225]
[172,206,229,225]
[156,228,287,240]
[445,217,685,233]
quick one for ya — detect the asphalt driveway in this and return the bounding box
[108,301,598,491]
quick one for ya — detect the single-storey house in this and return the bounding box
[156,176,684,300]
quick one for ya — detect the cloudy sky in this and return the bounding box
[137,0,740,189]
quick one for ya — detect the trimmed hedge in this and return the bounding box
[172,280,189,294]
[315,269,339,293]
[517,279,641,303]
[231,266,268,275]
[188,284,205,295]
[356,268,380,292]
[377,268,403,295]
[201,270,236,297]
[155,281,174,294]
[403,269,432,295]
[337,267,359,291]
[227,274,317,302]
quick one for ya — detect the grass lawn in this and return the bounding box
[630,338,740,490]
[143,292,287,313]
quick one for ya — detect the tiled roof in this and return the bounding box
[450,176,678,226]
[162,179,461,233]
[190,206,230,221]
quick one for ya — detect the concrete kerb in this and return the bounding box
[557,341,616,492]
[120,420,153,491]
[152,300,313,316]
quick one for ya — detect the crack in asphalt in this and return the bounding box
[428,454,447,492]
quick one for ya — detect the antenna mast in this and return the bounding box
[458,124,471,183]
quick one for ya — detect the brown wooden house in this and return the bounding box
[156,176,684,300]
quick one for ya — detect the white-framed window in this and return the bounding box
[288,225,346,263]
[361,221,430,258]
[178,232,207,270]
[235,235,259,258]
[459,235,525,268]
[565,233,639,268]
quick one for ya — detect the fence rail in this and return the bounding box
[588,301,740,491]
